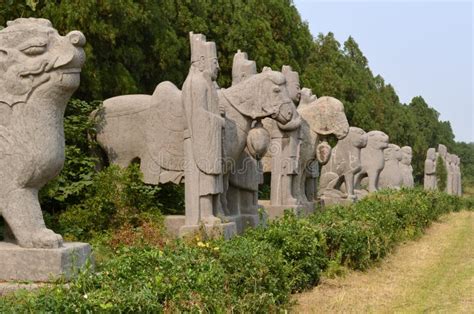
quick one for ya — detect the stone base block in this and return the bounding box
[0,242,93,282]
[258,200,315,220]
[320,195,355,207]
[179,222,237,240]
[225,214,261,234]
[164,215,237,239]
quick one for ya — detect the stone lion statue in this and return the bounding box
[319,127,368,200]
[354,130,389,193]
[0,18,86,248]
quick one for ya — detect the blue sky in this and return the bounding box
[293,0,473,143]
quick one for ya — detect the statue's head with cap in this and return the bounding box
[189,32,219,81]
[232,50,257,86]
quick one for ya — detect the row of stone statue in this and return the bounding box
[94,32,424,236]
[424,144,462,195]
[0,18,462,256]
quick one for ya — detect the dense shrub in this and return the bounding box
[57,164,163,241]
[310,188,462,270]
[246,213,328,292]
[0,189,467,312]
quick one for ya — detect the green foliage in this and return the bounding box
[246,213,328,292]
[57,164,162,241]
[310,188,462,270]
[0,189,466,312]
[40,99,100,214]
[1,1,466,185]
[436,155,448,192]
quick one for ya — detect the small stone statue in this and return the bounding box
[379,144,403,189]
[0,18,86,248]
[354,130,389,193]
[400,146,414,187]
[319,127,368,201]
[424,148,437,190]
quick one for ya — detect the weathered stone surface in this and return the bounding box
[424,148,437,190]
[400,146,414,187]
[0,18,86,248]
[261,66,349,209]
[182,32,224,228]
[164,215,236,239]
[261,65,303,208]
[454,155,462,196]
[296,96,349,204]
[95,41,296,235]
[319,127,367,201]
[354,130,389,193]
[379,144,403,189]
[258,200,314,221]
[0,242,92,282]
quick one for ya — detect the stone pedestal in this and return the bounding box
[320,195,354,207]
[225,214,261,234]
[164,215,237,239]
[258,200,315,221]
[0,242,92,282]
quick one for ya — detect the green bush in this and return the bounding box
[310,188,462,270]
[436,155,448,192]
[57,164,163,241]
[0,189,466,312]
[246,213,328,292]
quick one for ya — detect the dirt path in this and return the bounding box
[293,211,474,313]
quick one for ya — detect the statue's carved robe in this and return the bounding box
[424,158,437,190]
[182,68,224,196]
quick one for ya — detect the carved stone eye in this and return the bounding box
[273,87,281,93]
[20,43,47,56]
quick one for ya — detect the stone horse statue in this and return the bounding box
[93,70,295,229]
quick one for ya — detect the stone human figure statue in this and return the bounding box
[0,18,86,248]
[232,50,257,85]
[379,144,403,189]
[264,65,302,206]
[437,144,447,160]
[456,156,462,196]
[182,32,225,226]
[446,153,454,194]
[400,146,414,187]
[424,148,437,190]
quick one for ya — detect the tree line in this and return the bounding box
[1,0,472,186]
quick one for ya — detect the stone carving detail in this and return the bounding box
[262,65,303,208]
[400,146,414,187]
[0,18,86,248]
[261,66,349,214]
[296,96,349,204]
[354,130,389,193]
[95,38,296,234]
[423,148,437,190]
[319,127,367,201]
[379,144,403,189]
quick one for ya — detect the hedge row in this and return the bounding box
[0,189,469,312]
